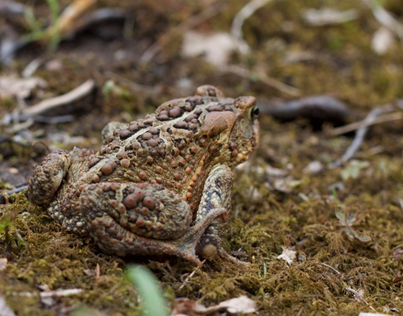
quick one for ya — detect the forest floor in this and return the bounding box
[1,0,403,315]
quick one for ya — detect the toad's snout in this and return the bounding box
[234,96,256,110]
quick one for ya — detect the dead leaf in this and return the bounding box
[392,248,403,261]
[172,298,205,316]
[181,31,237,67]
[273,177,303,194]
[303,8,359,26]
[214,296,256,314]
[392,271,403,283]
[0,75,47,100]
[172,296,256,315]
[0,297,16,316]
[277,247,297,264]
[303,161,324,174]
[340,160,370,181]
[372,26,395,55]
[0,258,7,271]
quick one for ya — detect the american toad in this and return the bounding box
[27,85,259,266]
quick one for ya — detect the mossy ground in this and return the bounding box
[1,0,403,315]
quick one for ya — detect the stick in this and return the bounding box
[21,79,96,119]
[231,0,272,54]
[140,2,224,63]
[345,287,375,311]
[223,64,300,96]
[362,0,403,41]
[330,103,397,168]
[331,111,403,136]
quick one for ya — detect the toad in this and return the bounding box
[28,85,259,266]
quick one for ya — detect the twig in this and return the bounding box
[22,57,44,78]
[320,263,375,310]
[21,79,96,119]
[231,0,272,54]
[330,103,397,168]
[5,185,28,195]
[179,260,205,290]
[331,110,403,136]
[362,0,403,42]
[34,115,74,124]
[4,79,95,132]
[105,71,160,94]
[5,118,34,134]
[320,262,341,274]
[95,263,100,278]
[345,287,375,311]
[40,289,83,298]
[0,185,28,205]
[53,0,97,38]
[9,289,83,297]
[140,2,224,63]
[223,64,300,96]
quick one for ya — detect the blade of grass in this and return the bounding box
[127,265,168,316]
[46,0,61,52]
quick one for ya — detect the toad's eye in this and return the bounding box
[250,106,259,121]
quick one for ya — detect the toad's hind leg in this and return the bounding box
[27,149,71,207]
[80,182,228,266]
[195,164,249,265]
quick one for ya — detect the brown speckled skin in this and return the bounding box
[27,86,259,266]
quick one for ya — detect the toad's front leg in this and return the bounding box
[195,164,249,265]
[27,149,71,207]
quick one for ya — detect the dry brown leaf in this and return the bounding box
[277,247,297,264]
[0,258,7,271]
[181,31,237,67]
[0,75,47,100]
[0,297,16,316]
[172,296,256,315]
